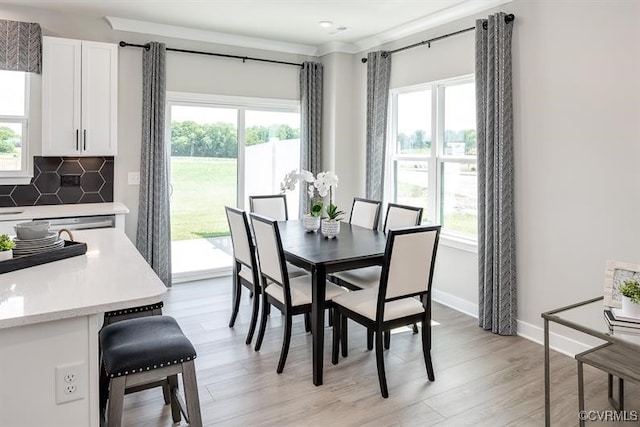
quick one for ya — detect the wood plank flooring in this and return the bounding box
[121,277,640,426]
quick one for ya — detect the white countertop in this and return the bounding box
[0,228,166,329]
[0,202,129,221]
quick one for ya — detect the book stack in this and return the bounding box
[603,309,640,335]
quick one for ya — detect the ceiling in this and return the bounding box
[4,0,513,55]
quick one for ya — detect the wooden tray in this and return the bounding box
[0,240,87,274]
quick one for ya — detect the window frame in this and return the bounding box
[0,71,32,184]
[387,75,478,250]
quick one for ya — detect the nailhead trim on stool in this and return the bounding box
[104,302,164,318]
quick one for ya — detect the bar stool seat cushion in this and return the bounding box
[100,316,196,378]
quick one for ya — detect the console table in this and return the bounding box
[542,296,640,426]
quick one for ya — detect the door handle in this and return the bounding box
[75,129,79,150]
[83,129,87,150]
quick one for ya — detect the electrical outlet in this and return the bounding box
[55,362,85,404]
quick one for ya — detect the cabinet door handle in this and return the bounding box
[83,129,87,150]
[75,129,79,150]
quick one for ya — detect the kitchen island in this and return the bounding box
[0,228,166,427]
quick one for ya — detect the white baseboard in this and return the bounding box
[432,289,601,357]
[516,319,604,357]
[432,289,479,319]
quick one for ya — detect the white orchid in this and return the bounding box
[280,170,341,219]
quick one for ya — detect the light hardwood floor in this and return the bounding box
[121,277,640,426]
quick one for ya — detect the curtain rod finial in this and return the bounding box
[119,41,127,47]
[361,57,368,63]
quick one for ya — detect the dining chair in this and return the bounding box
[250,213,347,373]
[225,206,263,345]
[331,225,441,398]
[248,194,308,279]
[249,194,289,221]
[349,197,382,230]
[332,203,424,347]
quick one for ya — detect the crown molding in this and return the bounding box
[354,0,515,53]
[316,41,358,57]
[106,0,514,58]
[105,16,319,57]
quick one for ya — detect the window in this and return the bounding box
[387,76,477,242]
[0,70,30,182]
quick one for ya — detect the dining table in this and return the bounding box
[277,219,388,386]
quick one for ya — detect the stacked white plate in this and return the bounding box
[13,232,65,257]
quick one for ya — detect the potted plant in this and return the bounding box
[0,234,15,261]
[618,279,640,319]
[314,171,344,238]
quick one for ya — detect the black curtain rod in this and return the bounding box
[118,41,304,68]
[361,13,515,63]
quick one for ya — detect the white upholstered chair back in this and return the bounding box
[249,195,288,221]
[382,226,440,301]
[383,203,423,233]
[250,214,285,285]
[225,207,253,268]
[349,198,381,230]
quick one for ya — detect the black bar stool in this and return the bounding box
[99,315,202,427]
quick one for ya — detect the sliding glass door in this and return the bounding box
[167,94,300,282]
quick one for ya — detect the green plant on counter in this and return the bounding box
[0,234,15,251]
[619,279,640,304]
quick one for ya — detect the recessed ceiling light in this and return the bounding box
[318,21,333,28]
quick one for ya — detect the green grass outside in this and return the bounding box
[170,156,236,241]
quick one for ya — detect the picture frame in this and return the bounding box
[604,260,640,307]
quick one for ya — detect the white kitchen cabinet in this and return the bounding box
[42,37,118,156]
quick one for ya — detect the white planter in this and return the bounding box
[620,295,640,319]
[302,214,321,232]
[0,249,13,261]
[321,219,340,239]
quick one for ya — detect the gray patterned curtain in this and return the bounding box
[365,51,391,201]
[0,19,41,73]
[136,42,171,287]
[476,13,516,335]
[299,61,323,217]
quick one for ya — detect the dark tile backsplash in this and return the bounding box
[0,156,114,207]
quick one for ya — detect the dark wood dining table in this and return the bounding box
[277,219,388,386]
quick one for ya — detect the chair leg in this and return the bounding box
[328,307,334,327]
[384,330,390,349]
[182,360,203,427]
[106,376,126,427]
[254,297,270,352]
[578,361,585,427]
[341,315,348,358]
[168,374,181,423]
[161,378,171,405]
[229,272,242,327]
[332,311,340,365]
[304,312,311,333]
[421,320,435,381]
[277,312,293,374]
[99,361,109,417]
[375,330,389,398]
[246,285,260,345]
[367,329,374,351]
[412,323,419,334]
